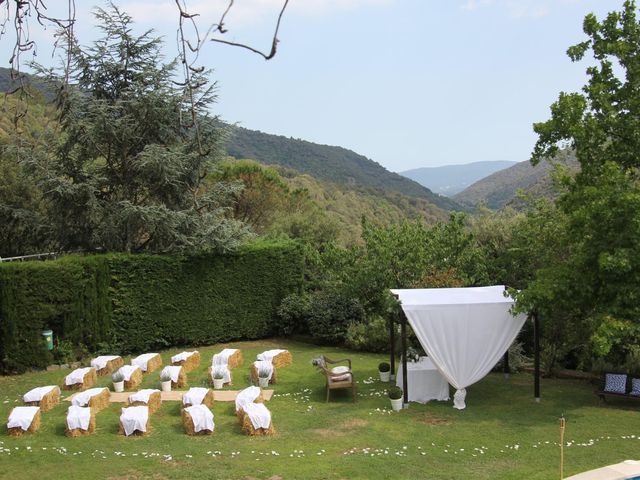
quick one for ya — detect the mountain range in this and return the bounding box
[400,161,517,196]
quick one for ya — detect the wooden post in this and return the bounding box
[400,309,409,407]
[503,350,510,379]
[534,313,541,402]
[389,315,396,381]
[560,415,566,480]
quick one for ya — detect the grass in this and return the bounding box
[0,338,638,479]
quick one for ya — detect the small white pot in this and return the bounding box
[379,371,390,382]
[213,378,224,389]
[390,397,403,411]
[160,380,172,392]
[113,381,124,393]
[258,377,270,388]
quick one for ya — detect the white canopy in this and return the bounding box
[391,285,526,409]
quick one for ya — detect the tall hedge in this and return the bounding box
[0,239,304,373]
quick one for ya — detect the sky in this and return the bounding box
[1,0,624,171]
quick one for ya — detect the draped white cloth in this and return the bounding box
[116,365,140,381]
[23,385,59,403]
[171,351,197,363]
[66,406,91,431]
[235,386,261,413]
[182,387,210,406]
[7,406,39,431]
[210,364,231,383]
[128,389,160,404]
[120,406,148,436]
[71,388,108,407]
[64,367,94,386]
[212,349,238,366]
[184,405,214,433]
[243,402,271,429]
[160,366,182,383]
[391,286,526,410]
[253,361,274,380]
[131,353,159,372]
[256,349,286,362]
[90,355,120,370]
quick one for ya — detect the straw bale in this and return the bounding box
[63,368,97,391]
[24,388,60,412]
[124,368,143,390]
[181,408,213,436]
[172,351,200,373]
[7,409,40,436]
[96,357,124,376]
[241,412,274,436]
[127,391,162,414]
[145,354,163,373]
[65,408,96,437]
[271,350,292,368]
[235,390,265,421]
[251,364,278,384]
[183,389,214,408]
[228,350,243,369]
[118,419,150,436]
[87,388,110,413]
[208,367,232,387]
[173,368,187,389]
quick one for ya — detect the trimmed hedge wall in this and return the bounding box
[0,240,304,373]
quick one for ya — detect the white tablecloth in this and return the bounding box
[396,357,450,404]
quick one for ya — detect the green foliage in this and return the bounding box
[378,362,390,372]
[0,239,304,373]
[276,293,312,336]
[388,386,403,400]
[345,316,390,353]
[52,340,74,365]
[306,293,365,344]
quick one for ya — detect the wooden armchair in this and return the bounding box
[315,355,356,402]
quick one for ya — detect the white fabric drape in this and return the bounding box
[184,405,214,433]
[23,385,59,403]
[131,353,159,372]
[7,406,39,431]
[120,406,148,436]
[66,406,91,431]
[392,286,526,410]
[182,387,210,406]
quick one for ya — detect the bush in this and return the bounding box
[306,292,365,344]
[276,293,311,336]
[378,362,390,372]
[345,315,390,353]
[388,386,403,400]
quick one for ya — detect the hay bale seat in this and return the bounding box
[160,365,187,389]
[171,351,200,373]
[71,387,110,413]
[131,353,163,373]
[234,386,265,421]
[212,348,243,369]
[63,367,97,391]
[90,355,124,376]
[65,406,96,437]
[116,365,143,391]
[208,366,232,387]
[127,389,162,414]
[7,406,40,436]
[182,405,214,436]
[241,403,274,436]
[182,387,214,408]
[23,386,60,412]
[257,349,292,369]
[119,406,150,436]
[251,361,278,385]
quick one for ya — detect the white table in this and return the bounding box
[396,357,450,404]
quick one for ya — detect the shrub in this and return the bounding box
[345,315,390,353]
[112,371,125,383]
[307,292,365,344]
[276,293,311,336]
[388,386,403,400]
[378,362,390,373]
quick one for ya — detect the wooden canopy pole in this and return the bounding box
[503,350,510,379]
[534,312,541,402]
[400,308,409,407]
[389,315,396,381]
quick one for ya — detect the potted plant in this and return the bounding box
[112,371,125,392]
[257,366,271,388]
[160,370,172,392]
[212,367,225,390]
[388,386,404,411]
[378,362,391,382]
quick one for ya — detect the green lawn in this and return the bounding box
[0,339,638,479]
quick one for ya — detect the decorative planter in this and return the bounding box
[379,371,390,382]
[160,380,172,392]
[390,397,403,411]
[258,377,269,389]
[213,378,224,389]
[113,381,124,393]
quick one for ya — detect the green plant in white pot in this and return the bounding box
[378,362,391,382]
[160,370,172,392]
[212,367,225,390]
[257,366,271,388]
[112,371,125,392]
[388,386,403,411]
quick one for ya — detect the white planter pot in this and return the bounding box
[379,371,390,382]
[213,378,224,389]
[113,381,124,393]
[160,380,172,392]
[258,377,269,388]
[390,397,403,411]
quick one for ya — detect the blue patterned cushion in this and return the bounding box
[631,378,640,396]
[604,373,627,394]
